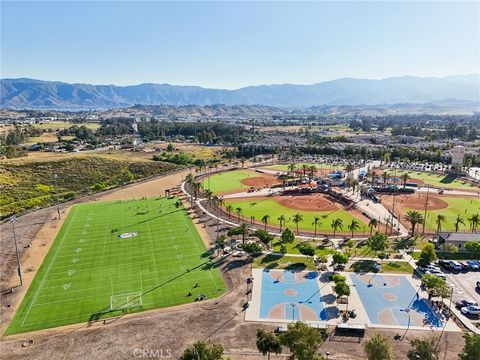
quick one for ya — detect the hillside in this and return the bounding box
[1,75,479,109]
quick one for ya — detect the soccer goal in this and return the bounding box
[110,292,143,311]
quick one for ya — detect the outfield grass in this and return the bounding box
[263,163,345,172]
[411,197,480,231]
[6,198,225,335]
[252,254,316,270]
[398,171,479,190]
[224,198,367,234]
[202,169,259,194]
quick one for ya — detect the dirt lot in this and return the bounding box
[0,170,468,360]
[240,174,279,188]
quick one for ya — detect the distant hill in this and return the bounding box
[1,75,479,110]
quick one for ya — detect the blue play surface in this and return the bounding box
[259,269,327,321]
[350,274,442,327]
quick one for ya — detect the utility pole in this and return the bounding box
[54,173,61,220]
[422,185,430,235]
[10,215,23,286]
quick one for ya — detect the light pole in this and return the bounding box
[402,308,411,340]
[291,303,296,322]
[54,173,61,220]
[10,215,23,286]
[422,185,430,235]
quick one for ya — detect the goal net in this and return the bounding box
[110,292,143,311]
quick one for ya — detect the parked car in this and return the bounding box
[461,305,480,316]
[450,261,463,271]
[466,260,479,271]
[424,270,447,280]
[459,262,470,272]
[232,250,245,257]
[455,299,478,309]
[438,260,454,270]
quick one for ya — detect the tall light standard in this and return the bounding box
[290,303,296,322]
[54,173,61,220]
[422,185,430,235]
[10,215,23,286]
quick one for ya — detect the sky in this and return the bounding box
[1,1,479,89]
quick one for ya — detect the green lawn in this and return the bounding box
[411,197,480,231]
[398,171,479,191]
[349,260,414,274]
[224,198,367,235]
[272,239,333,256]
[263,163,345,172]
[202,169,260,194]
[6,198,225,335]
[252,254,316,270]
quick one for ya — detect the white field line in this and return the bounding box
[21,207,78,327]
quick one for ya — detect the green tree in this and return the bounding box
[278,215,287,232]
[279,245,288,254]
[179,340,226,360]
[225,204,234,219]
[454,215,465,232]
[465,241,480,258]
[334,281,351,312]
[280,321,324,360]
[363,334,393,360]
[459,333,480,360]
[368,218,378,235]
[347,219,361,238]
[435,214,446,233]
[228,222,249,244]
[407,337,439,360]
[298,243,315,257]
[467,213,479,232]
[367,232,389,257]
[281,228,295,244]
[332,251,349,266]
[421,274,449,299]
[312,216,322,237]
[404,210,424,236]
[261,214,271,231]
[256,329,282,360]
[419,243,437,265]
[401,173,411,188]
[240,242,262,254]
[331,218,343,238]
[117,168,134,185]
[253,229,274,249]
[292,213,304,235]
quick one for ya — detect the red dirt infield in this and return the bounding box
[240,174,279,188]
[381,193,449,211]
[276,194,341,212]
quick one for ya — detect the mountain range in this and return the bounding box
[1,75,479,110]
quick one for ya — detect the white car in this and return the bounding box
[232,250,245,257]
[461,305,480,316]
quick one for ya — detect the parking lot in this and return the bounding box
[445,270,480,323]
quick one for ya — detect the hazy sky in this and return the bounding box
[1,1,479,88]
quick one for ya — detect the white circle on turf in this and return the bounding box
[118,232,138,239]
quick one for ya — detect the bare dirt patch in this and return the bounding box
[240,174,278,188]
[276,194,340,212]
[382,193,448,211]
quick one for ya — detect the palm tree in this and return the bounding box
[401,173,411,188]
[454,215,465,233]
[404,210,424,236]
[261,214,270,231]
[256,329,282,360]
[382,171,390,186]
[435,214,446,233]
[345,162,354,174]
[278,215,286,232]
[235,207,243,222]
[287,163,296,178]
[225,204,234,219]
[368,218,378,235]
[308,165,317,180]
[468,213,480,232]
[368,170,376,185]
[301,164,308,176]
[292,213,303,234]
[312,216,321,237]
[331,218,343,238]
[348,219,361,238]
[238,222,249,243]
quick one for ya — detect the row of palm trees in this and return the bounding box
[404,210,480,235]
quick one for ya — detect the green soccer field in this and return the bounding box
[397,171,479,191]
[6,198,225,335]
